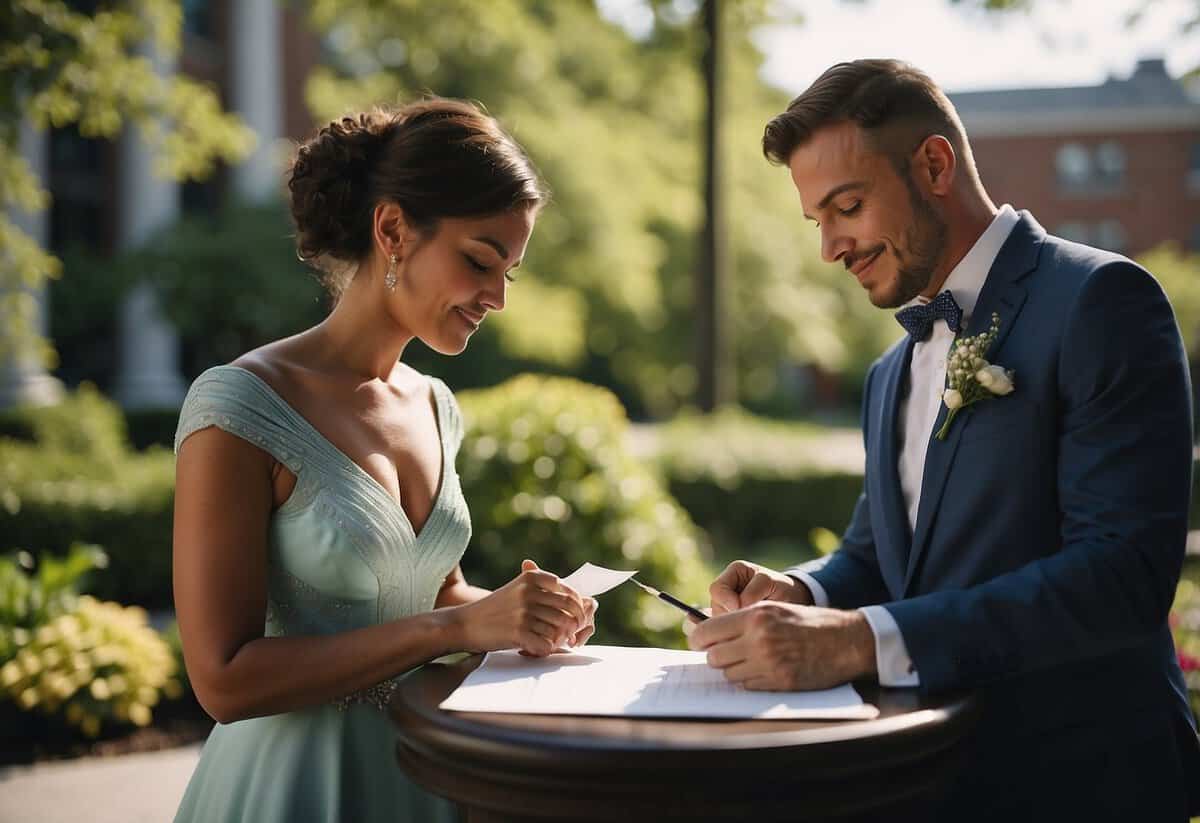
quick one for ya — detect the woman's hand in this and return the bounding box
[569,595,598,649]
[454,560,594,657]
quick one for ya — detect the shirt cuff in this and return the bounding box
[859,605,920,688]
[784,569,829,607]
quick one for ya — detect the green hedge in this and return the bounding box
[0,383,129,466]
[0,384,176,608]
[0,440,176,609]
[653,411,1200,566]
[457,375,712,648]
[124,409,184,452]
[648,410,862,565]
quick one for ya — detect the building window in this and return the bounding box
[1056,143,1091,190]
[1094,142,1126,188]
[1055,222,1090,243]
[48,127,109,253]
[1094,220,1127,252]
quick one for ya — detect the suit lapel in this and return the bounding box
[902,212,1043,594]
[875,337,915,597]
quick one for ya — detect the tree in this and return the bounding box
[0,0,253,365]
[1137,245,1200,362]
[301,0,896,416]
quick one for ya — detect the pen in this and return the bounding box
[631,579,709,622]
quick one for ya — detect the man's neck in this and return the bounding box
[921,193,998,299]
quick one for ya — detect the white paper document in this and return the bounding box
[559,562,638,597]
[439,645,879,720]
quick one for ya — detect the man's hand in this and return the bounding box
[709,560,813,616]
[687,601,876,691]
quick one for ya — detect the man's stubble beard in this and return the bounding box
[878,176,948,309]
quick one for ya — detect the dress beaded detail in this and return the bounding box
[172,365,469,822]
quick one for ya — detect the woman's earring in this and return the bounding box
[384,254,398,291]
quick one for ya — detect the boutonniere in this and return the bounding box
[936,312,1014,440]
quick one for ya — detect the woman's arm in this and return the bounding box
[173,428,588,723]
[435,565,490,607]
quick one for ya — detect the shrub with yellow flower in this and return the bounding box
[0,545,182,738]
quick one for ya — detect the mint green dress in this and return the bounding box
[172,365,466,822]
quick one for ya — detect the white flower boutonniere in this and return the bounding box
[936,312,1015,441]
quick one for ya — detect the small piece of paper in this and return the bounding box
[559,562,637,597]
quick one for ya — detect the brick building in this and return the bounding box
[949,58,1200,256]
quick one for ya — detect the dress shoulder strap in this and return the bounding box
[174,366,307,474]
[428,376,465,457]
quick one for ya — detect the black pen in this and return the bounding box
[631,579,709,622]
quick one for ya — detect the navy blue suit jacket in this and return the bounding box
[805,213,1200,820]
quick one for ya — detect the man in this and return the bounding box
[689,59,1200,820]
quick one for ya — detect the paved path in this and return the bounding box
[0,744,200,823]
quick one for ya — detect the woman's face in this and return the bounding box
[391,206,536,355]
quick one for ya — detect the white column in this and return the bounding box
[111,43,186,410]
[230,0,283,203]
[0,118,63,409]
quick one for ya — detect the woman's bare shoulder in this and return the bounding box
[228,334,318,399]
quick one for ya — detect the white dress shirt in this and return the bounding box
[789,205,1020,687]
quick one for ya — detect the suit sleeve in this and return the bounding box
[792,361,892,609]
[886,260,1193,693]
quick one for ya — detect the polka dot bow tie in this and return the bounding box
[894,290,963,341]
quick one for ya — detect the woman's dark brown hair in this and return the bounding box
[762,59,976,180]
[288,98,546,295]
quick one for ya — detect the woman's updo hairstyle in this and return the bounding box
[288,98,545,296]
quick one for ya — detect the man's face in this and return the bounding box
[788,121,947,309]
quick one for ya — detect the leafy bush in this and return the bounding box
[0,385,177,608]
[457,375,711,648]
[0,383,129,466]
[124,408,185,452]
[160,619,191,699]
[0,545,109,637]
[648,409,863,564]
[0,546,181,739]
[52,202,328,386]
[1171,560,1200,723]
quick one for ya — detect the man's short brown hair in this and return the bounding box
[763,59,976,179]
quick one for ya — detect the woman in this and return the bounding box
[171,99,596,822]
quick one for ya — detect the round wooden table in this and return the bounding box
[390,655,980,822]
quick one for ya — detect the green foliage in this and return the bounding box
[0,595,181,739]
[0,448,176,608]
[1138,245,1200,361]
[1170,560,1200,723]
[648,409,864,561]
[0,543,181,739]
[65,201,330,374]
[0,543,108,638]
[457,374,711,647]
[303,0,897,415]
[160,618,191,698]
[0,0,252,364]
[0,381,129,465]
[0,385,176,608]
[124,408,186,451]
